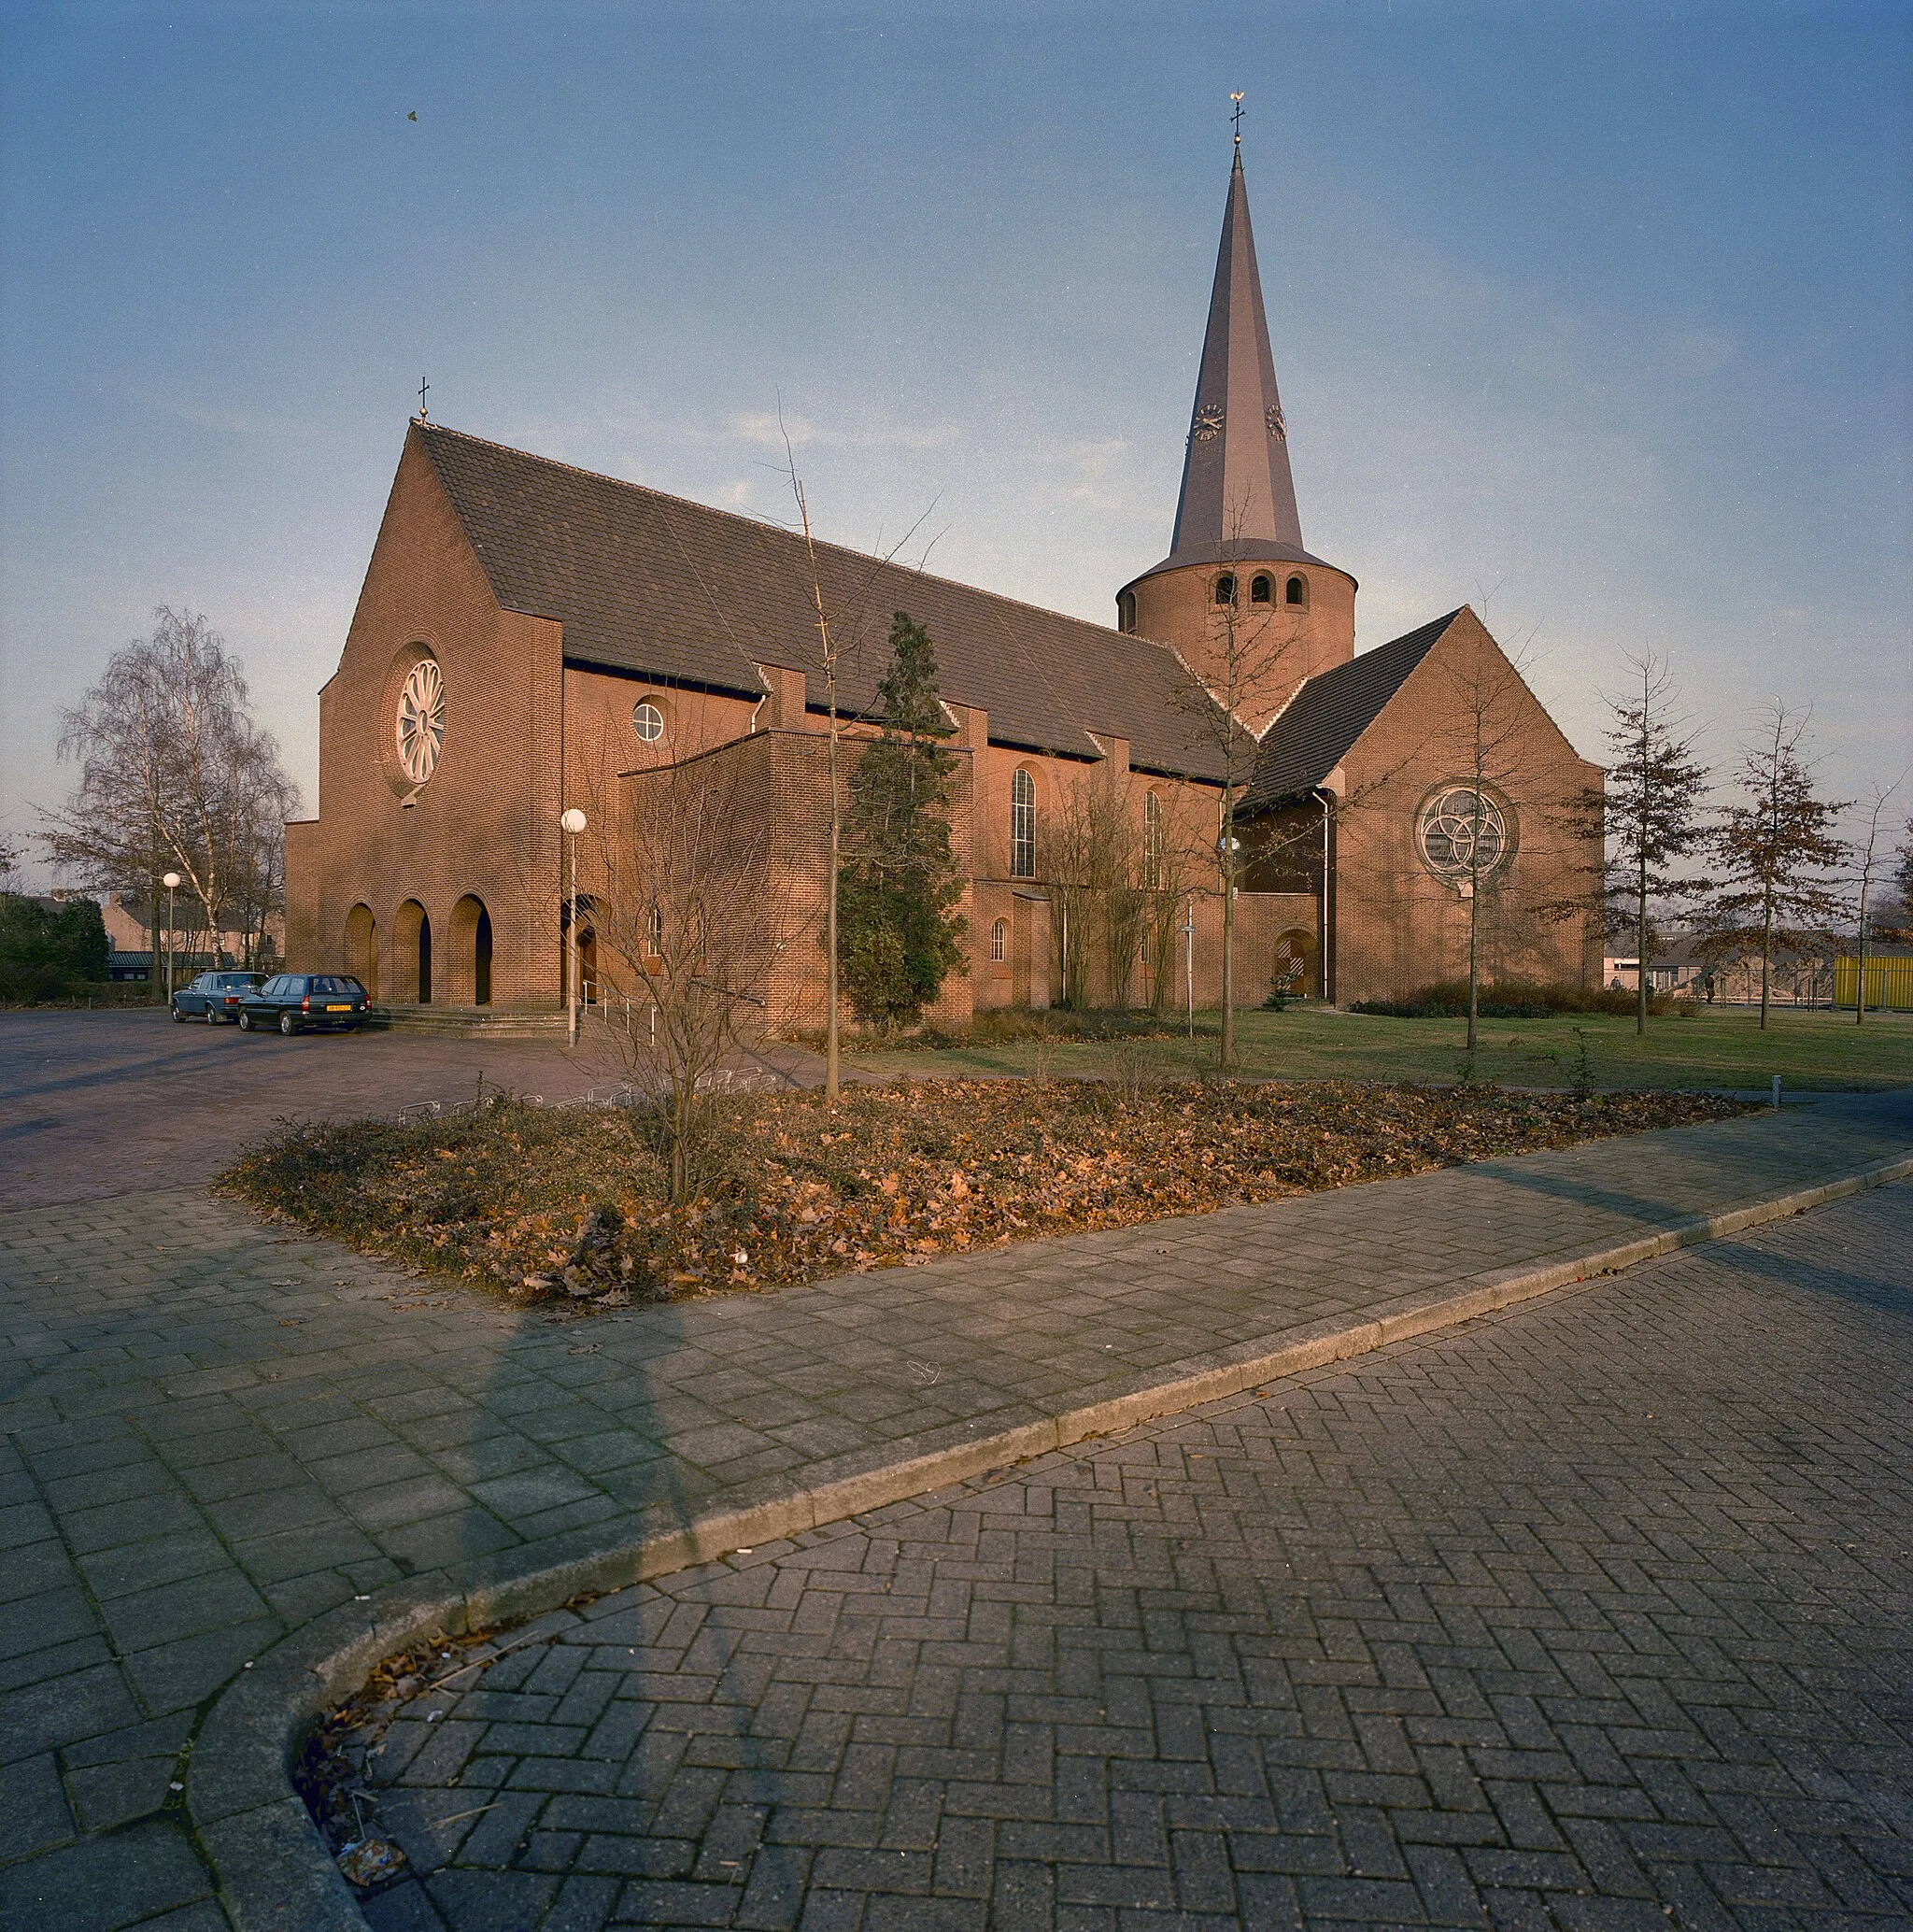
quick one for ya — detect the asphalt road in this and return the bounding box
[0,1011,815,1212]
[329,1181,1913,1932]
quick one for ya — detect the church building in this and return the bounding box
[284,147,1601,1021]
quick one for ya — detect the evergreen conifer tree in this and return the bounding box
[1698,703,1849,1029]
[832,611,968,1030]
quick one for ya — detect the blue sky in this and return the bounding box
[3,0,1908,878]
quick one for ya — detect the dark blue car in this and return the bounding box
[171,970,268,1023]
[235,973,370,1035]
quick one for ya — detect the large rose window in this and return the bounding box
[396,658,445,785]
[1418,787,1509,883]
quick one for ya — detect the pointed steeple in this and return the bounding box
[1161,149,1310,568]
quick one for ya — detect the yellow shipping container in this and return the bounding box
[1834,954,1913,1011]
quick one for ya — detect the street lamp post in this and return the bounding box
[162,873,182,1005]
[1181,897,1196,1042]
[560,809,588,1048]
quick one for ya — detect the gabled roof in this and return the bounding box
[414,422,1235,781]
[1239,610,1462,813]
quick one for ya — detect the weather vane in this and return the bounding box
[417,376,430,421]
[1230,91,1245,149]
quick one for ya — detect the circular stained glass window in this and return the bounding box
[1419,787,1509,882]
[396,658,445,785]
[632,700,665,744]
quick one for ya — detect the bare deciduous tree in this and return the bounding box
[1697,703,1849,1030]
[1431,636,1545,1052]
[39,608,298,972]
[1849,777,1903,1024]
[1045,758,1151,1012]
[1169,540,1309,1067]
[588,746,788,1202]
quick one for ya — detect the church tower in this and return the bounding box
[1117,141,1356,733]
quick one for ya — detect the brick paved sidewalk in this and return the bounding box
[0,1091,1908,1927]
[336,1183,1913,1932]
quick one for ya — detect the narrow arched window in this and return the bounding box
[1251,574,1273,604]
[1285,575,1308,607]
[1116,590,1137,633]
[990,916,1009,963]
[644,902,663,959]
[1143,791,1164,888]
[1011,769,1036,878]
[1214,574,1237,607]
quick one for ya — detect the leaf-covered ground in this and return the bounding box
[220,1080,1747,1310]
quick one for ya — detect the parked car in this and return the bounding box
[171,970,268,1023]
[235,973,370,1035]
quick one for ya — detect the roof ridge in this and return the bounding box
[413,419,1184,662]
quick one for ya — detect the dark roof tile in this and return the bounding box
[1240,610,1461,812]
[417,423,1234,781]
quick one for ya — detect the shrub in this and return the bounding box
[1350,979,1692,1020]
[0,892,109,1002]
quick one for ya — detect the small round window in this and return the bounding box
[631,701,665,744]
[396,658,445,784]
[1419,788,1509,882]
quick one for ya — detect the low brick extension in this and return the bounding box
[0,1093,1907,1928]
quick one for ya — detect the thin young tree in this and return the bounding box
[40,608,299,970]
[1433,635,1542,1052]
[588,748,786,1202]
[835,611,968,1031]
[1849,778,1903,1023]
[1698,703,1849,1030]
[1553,654,1711,1037]
[1169,533,1307,1068]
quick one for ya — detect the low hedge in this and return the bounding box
[1350,979,1694,1020]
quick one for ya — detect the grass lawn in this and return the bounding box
[846,1004,1913,1094]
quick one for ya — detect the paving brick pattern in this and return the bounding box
[348,1184,1913,1932]
[0,1093,1907,1929]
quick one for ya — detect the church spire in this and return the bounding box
[1163,145,1306,566]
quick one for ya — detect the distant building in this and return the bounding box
[285,143,1601,1018]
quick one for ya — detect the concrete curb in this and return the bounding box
[188,1147,1913,1930]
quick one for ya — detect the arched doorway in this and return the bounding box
[1273,929,1317,1000]
[448,895,493,1006]
[344,904,378,999]
[394,900,432,1003]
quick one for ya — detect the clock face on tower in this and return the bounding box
[1193,404,1226,443]
[1266,404,1286,440]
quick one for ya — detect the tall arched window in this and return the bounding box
[990,917,1009,963]
[1010,769,1037,878]
[1116,590,1137,633]
[1214,574,1237,607]
[1143,791,1164,888]
[1251,574,1273,604]
[1285,574,1309,607]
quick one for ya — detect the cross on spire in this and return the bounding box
[417,376,430,420]
[1230,91,1244,149]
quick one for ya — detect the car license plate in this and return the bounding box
[326,1003,351,1012]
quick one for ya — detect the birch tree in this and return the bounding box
[40,608,298,968]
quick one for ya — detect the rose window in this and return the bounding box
[1418,787,1509,882]
[396,659,445,784]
